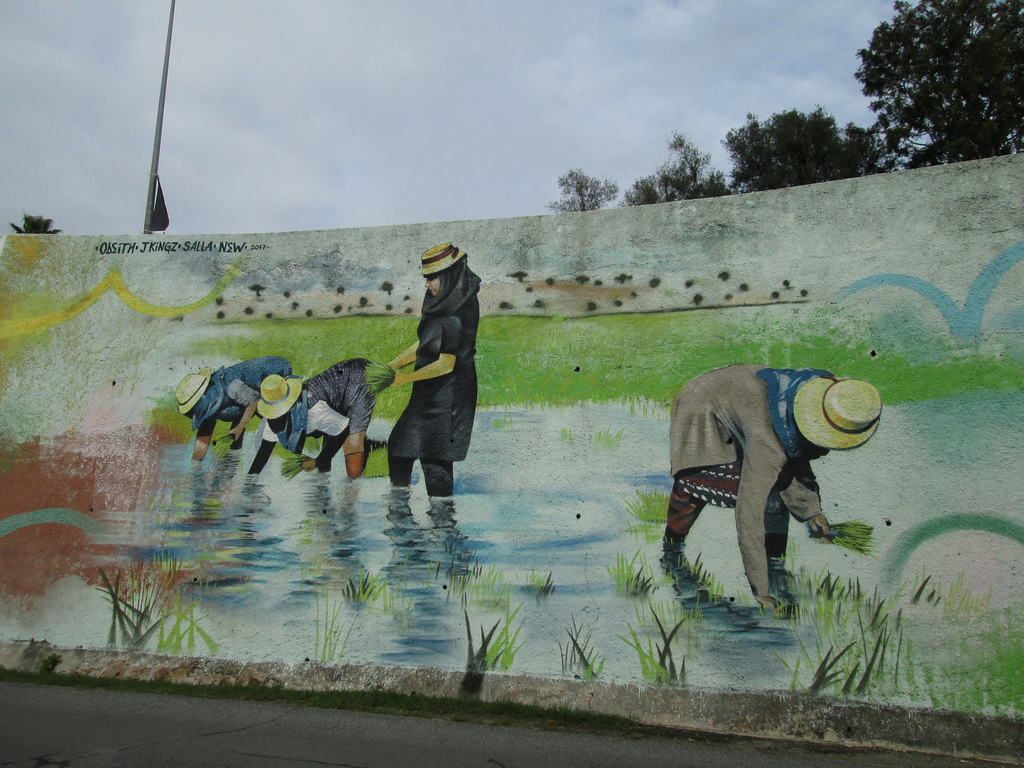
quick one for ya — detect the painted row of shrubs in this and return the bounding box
[213,272,809,320]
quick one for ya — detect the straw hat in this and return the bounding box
[175,368,213,414]
[793,377,881,449]
[257,374,303,419]
[421,243,465,276]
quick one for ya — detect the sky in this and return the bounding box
[1,0,898,236]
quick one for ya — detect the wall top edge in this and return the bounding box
[5,154,1021,243]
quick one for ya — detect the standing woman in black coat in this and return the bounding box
[387,243,481,498]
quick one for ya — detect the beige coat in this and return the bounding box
[670,364,822,598]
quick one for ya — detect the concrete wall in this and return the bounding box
[2,155,1023,751]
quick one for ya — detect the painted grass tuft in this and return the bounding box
[560,616,604,680]
[624,490,668,524]
[618,603,686,686]
[607,550,656,597]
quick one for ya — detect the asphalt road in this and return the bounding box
[0,682,1006,768]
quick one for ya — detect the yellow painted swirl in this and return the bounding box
[0,260,244,340]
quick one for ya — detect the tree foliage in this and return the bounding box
[547,169,619,213]
[723,108,890,193]
[8,214,61,234]
[856,0,1024,168]
[623,133,728,206]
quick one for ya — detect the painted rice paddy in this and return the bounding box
[14,397,1024,718]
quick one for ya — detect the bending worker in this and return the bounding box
[667,364,881,610]
[248,358,376,477]
[175,356,294,461]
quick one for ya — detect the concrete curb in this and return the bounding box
[3,640,1021,764]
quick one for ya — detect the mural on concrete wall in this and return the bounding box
[2,157,1024,718]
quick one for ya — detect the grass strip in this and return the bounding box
[0,666,635,732]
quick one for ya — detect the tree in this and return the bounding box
[547,169,618,213]
[9,214,61,233]
[723,108,890,193]
[380,281,394,296]
[856,0,1024,168]
[623,133,728,205]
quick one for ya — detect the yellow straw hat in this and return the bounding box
[421,243,465,276]
[175,368,213,414]
[257,374,303,419]
[793,377,881,450]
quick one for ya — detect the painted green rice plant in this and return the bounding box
[452,563,510,609]
[797,571,858,638]
[465,610,499,674]
[315,588,356,664]
[281,451,315,479]
[560,616,604,680]
[560,427,575,445]
[624,490,668,524]
[363,444,390,478]
[375,576,414,630]
[157,595,219,655]
[679,553,726,602]
[588,429,624,449]
[624,490,669,543]
[782,568,906,697]
[96,566,168,650]
[493,413,514,430]
[340,568,386,603]
[626,397,669,419]
[908,569,990,618]
[300,560,324,585]
[941,571,991,619]
[803,642,855,693]
[625,521,665,544]
[827,520,877,556]
[617,604,686,685]
[486,603,525,671]
[363,360,397,394]
[293,519,321,548]
[607,550,655,597]
[210,432,236,458]
[464,604,525,673]
[634,598,687,631]
[632,598,723,654]
[520,568,555,598]
[911,572,938,606]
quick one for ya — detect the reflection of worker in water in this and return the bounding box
[667,364,881,610]
[387,243,481,498]
[248,358,376,477]
[175,356,294,461]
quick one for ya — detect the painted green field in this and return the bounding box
[175,310,1024,423]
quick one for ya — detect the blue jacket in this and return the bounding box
[190,356,293,430]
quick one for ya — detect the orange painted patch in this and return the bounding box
[0,432,166,600]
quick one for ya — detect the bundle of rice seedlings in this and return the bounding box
[364,360,397,395]
[210,434,235,458]
[828,521,876,556]
[281,452,314,480]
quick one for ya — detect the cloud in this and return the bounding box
[0,0,895,236]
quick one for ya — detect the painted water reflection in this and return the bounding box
[46,392,1024,702]
[106,402,825,689]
